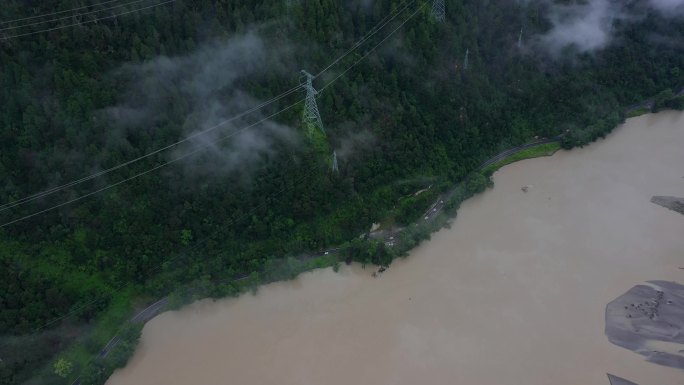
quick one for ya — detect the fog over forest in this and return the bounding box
[0,1,683,384]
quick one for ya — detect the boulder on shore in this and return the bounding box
[605,281,684,370]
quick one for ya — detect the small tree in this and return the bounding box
[180,229,193,246]
[53,358,73,378]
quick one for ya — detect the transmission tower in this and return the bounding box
[463,48,469,70]
[332,151,339,173]
[431,0,445,22]
[285,0,294,18]
[300,70,325,135]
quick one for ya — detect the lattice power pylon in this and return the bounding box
[332,151,339,173]
[300,70,325,135]
[463,48,469,70]
[431,0,445,22]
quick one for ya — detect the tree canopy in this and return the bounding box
[1,1,683,384]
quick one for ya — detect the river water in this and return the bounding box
[107,111,684,385]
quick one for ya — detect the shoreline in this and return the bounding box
[70,110,682,385]
[105,109,681,385]
[69,137,564,384]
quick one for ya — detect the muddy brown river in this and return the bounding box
[107,111,684,385]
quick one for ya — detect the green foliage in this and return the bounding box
[560,111,624,149]
[53,358,73,378]
[627,107,651,118]
[339,238,393,267]
[465,173,492,195]
[78,324,142,385]
[481,142,561,176]
[180,229,193,247]
[652,89,675,112]
[658,90,684,111]
[394,187,440,225]
[1,0,683,383]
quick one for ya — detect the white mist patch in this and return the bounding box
[534,0,684,56]
[539,0,620,55]
[334,129,376,161]
[105,30,299,180]
[648,0,684,13]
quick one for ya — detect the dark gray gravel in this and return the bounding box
[650,196,684,216]
[605,281,684,370]
[607,373,640,385]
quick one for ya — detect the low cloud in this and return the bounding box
[335,128,376,161]
[648,0,684,13]
[105,30,300,180]
[533,0,684,56]
[538,0,618,55]
[175,95,300,180]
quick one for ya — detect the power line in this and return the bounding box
[63,163,319,382]
[63,164,325,385]
[431,0,445,22]
[319,2,427,93]
[0,84,303,212]
[0,0,126,25]
[0,98,305,228]
[0,0,175,40]
[314,0,415,78]
[1,1,418,211]
[33,163,320,333]
[0,0,152,31]
[25,2,426,330]
[0,3,427,228]
[35,282,131,331]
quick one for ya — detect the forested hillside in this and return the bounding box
[1,0,683,384]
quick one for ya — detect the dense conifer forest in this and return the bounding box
[1,0,683,383]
